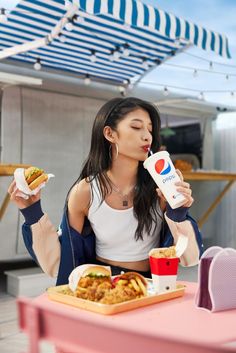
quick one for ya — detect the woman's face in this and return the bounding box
[114,108,153,162]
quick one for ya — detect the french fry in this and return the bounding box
[130,279,140,292]
[136,277,147,295]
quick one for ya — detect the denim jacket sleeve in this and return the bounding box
[21,204,96,285]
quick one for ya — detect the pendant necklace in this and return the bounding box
[108,178,136,207]
[112,185,135,207]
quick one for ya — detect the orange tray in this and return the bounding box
[47,281,185,315]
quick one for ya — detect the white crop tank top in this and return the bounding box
[87,178,162,261]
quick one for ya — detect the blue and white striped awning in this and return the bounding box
[0,0,231,85]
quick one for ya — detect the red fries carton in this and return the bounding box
[149,247,179,293]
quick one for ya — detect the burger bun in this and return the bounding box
[82,265,111,278]
[24,166,48,190]
[28,173,48,190]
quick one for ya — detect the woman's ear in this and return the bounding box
[103,126,116,143]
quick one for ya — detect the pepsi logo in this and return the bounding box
[155,159,171,175]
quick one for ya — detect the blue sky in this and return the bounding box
[140,0,236,107]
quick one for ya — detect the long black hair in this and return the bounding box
[71,97,162,240]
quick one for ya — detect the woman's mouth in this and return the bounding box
[142,145,151,153]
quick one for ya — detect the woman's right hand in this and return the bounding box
[8,180,41,210]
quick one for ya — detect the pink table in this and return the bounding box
[17,282,236,353]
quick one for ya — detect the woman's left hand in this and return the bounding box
[175,169,194,208]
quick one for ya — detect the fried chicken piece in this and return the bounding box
[75,277,112,301]
[99,286,139,304]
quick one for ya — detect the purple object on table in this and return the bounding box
[198,257,213,310]
[196,246,236,312]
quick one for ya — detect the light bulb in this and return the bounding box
[109,50,115,61]
[123,48,129,56]
[113,51,120,60]
[209,61,213,70]
[77,16,84,24]
[123,44,130,57]
[90,50,96,62]
[58,34,66,43]
[128,82,134,90]
[198,92,204,100]
[90,54,96,62]
[64,0,71,10]
[84,74,91,85]
[34,58,41,71]
[142,60,149,70]
[65,19,73,31]
[193,69,198,77]
[0,8,7,23]
[163,87,169,96]
[118,86,125,93]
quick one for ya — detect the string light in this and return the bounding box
[163,62,236,79]
[184,52,236,69]
[123,79,134,90]
[0,8,7,23]
[140,81,236,99]
[113,46,121,60]
[84,74,91,85]
[34,58,41,71]
[77,15,85,24]
[118,86,125,92]
[90,49,96,62]
[209,61,213,70]
[64,0,72,10]
[198,92,204,100]
[123,43,130,57]
[118,85,126,96]
[65,18,74,31]
[109,50,115,61]
[163,87,169,96]
[225,74,229,80]
[142,58,149,70]
[127,79,134,90]
[193,69,198,77]
[65,15,78,31]
[58,33,66,43]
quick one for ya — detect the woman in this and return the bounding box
[8,97,203,285]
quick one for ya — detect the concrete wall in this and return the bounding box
[0,86,105,260]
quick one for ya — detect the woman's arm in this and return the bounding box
[157,169,203,266]
[9,179,90,277]
[164,208,201,267]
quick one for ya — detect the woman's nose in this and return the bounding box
[142,130,152,142]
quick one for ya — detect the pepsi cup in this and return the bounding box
[143,151,186,209]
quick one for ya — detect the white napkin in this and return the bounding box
[14,168,54,199]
